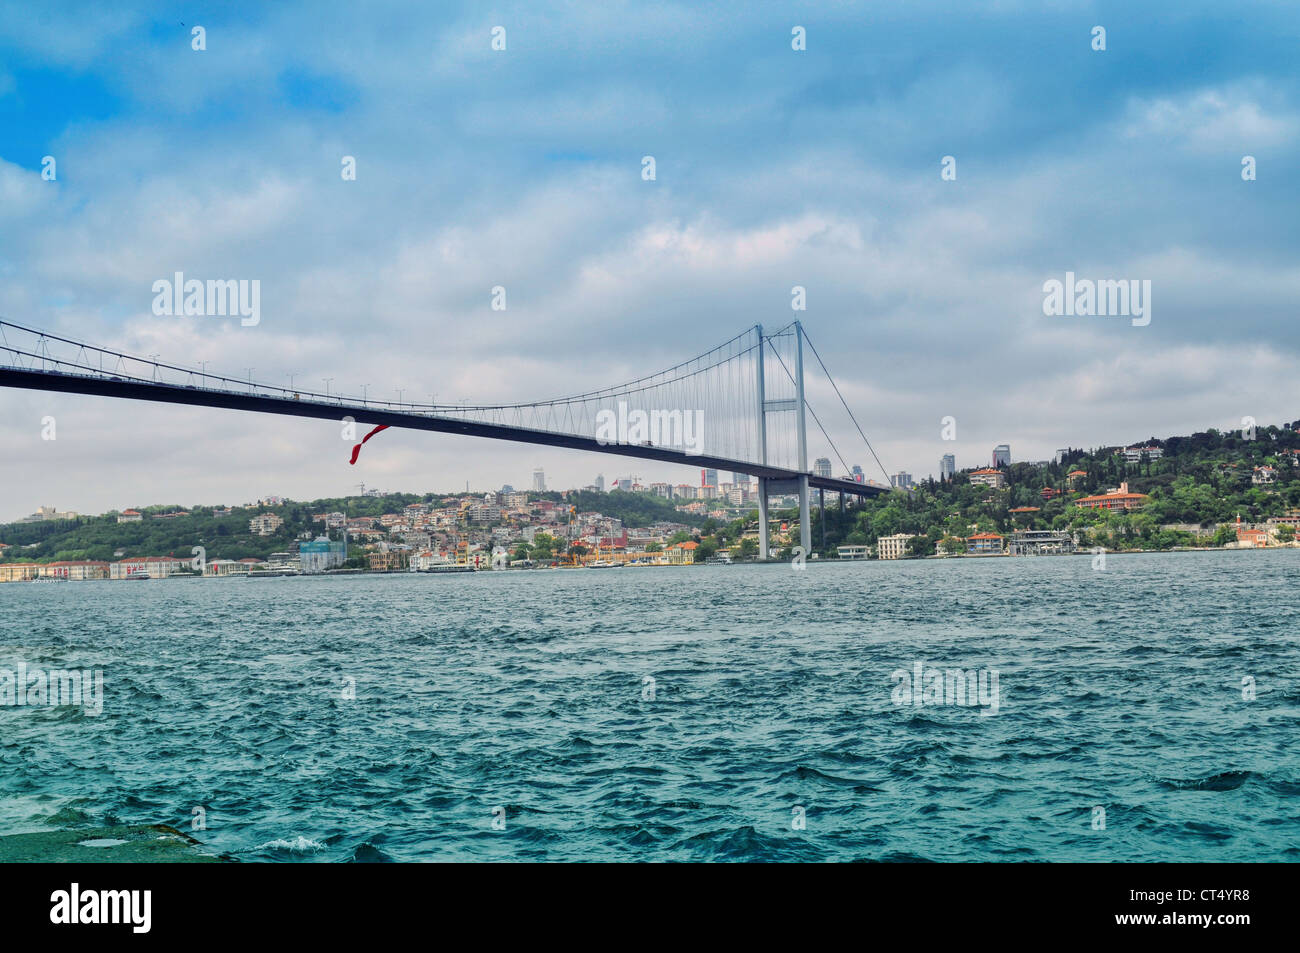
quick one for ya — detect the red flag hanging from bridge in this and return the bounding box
[348,424,389,465]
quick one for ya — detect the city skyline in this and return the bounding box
[3,428,1237,525]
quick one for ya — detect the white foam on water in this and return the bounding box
[254,836,325,853]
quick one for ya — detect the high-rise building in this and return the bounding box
[890,471,914,490]
[813,457,832,478]
[851,465,864,483]
[940,454,956,481]
[731,471,750,487]
[595,474,605,492]
[532,468,546,492]
[992,445,1011,468]
[701,468,718,488]
[1054,449,1068,465]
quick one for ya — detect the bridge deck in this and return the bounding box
[0,366,888,498]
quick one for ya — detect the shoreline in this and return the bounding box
[2,543,1295,584]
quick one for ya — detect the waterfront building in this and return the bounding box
[110,556,187,579]
[1007,530,1075,555]
[837,545,870,560]
[204,559,252,576]
[1236,527,1270,548]
[368,550,411,571]
[22,560,111,580]
[0,563,41,582]
[410,550,452,570]
[299,536,347,573]
[966,532,1006,555]
[667,541,698,564]
[877,533,913,560]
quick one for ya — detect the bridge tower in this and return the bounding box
[755,321,812,560]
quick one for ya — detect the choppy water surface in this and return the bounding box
[1,551,1296,861]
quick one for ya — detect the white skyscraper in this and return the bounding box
[532,468,546,492]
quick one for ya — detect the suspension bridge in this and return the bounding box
[0,319,889,558]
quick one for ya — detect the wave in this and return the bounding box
[1156,770,1255,791]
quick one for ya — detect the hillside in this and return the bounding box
[803,422,1300,556]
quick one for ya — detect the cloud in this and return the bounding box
[1,1,1299,518]
[1122,84,1300,152]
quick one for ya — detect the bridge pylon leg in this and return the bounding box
[799,474,811,557]
[758,477,769,560]
[819,487,825,550]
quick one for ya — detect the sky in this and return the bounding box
[1,1,1298,521]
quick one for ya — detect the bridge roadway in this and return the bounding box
[0,365,888,499]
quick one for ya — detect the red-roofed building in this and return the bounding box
[1074,482,1149,511]
[966,532,1005,554]
[1236,528,1269,548]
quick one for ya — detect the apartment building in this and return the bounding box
[969,468,1007,489]
[249,512,284,536]
[876,533,913,560]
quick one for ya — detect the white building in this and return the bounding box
[1253,466,1278,485]
[410,550,452,570]
[969,468,1007,489]
[1122,446,1163,463]
[249,512,284,536]
[877,533,913,560]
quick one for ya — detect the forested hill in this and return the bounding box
[803,421,1300,556]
